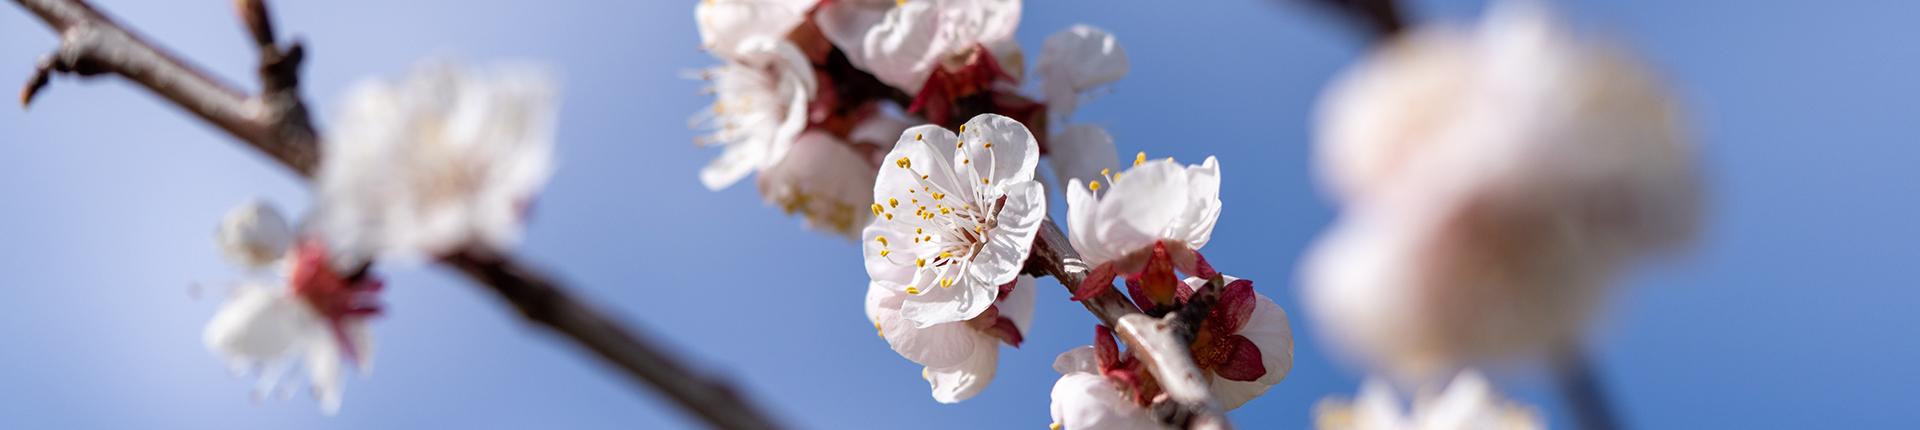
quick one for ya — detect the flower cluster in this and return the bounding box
[693,0,1129,239]
[852,114,1294,426]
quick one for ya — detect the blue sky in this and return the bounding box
[1,0,1915,428]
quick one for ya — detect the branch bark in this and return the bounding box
[11,1,783,428]
[1028,220,1235,430]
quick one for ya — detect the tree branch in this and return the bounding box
[10,1,784,428]
[1295,0,1406,40]
[1028,220,1235,430]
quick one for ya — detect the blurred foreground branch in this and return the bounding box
[11,0,782,428]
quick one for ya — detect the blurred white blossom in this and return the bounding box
[865,275,1034,402]
[815,0,1022,92]
[1303,1,1699,378]
[860,114,1045,326]
[1314,371,1542,430]
[316,61,557,261]
[1037,25,1129,120]
[216,199,294,270]
[696,39,819,191]
[204,240,379,415]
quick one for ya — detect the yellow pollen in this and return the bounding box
[1101,168,1111,176]
[915,258,926,267]
[889,198,899,208]
[884,213,894,220]
[982,178,990,184]
[906,286,921,295]
[1113,173,1122,181]
[958,124,967,132]
[984,142,993,148]
[876,236,889,246]
[896,157,912,169]
[963,159,970,165]
[874,321,884,337]
[915,227,924,234]
[871,203,884,215]
[922,174,930,180]
[1089,180,1102,191]
[1134,151,1147,166]
[932,192,946,200]
[975,225,984,233]
[915,132,923,141]
[939,251,954,259]
[940,278,955,288]
[957,141,965,149]
[1050,423,1062,430]
[940,207,952,215]
[879,249,891,257]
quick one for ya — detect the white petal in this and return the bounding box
[1046,125,1119,193]
[1172,156,1222,250]
[695,0,811,61]
[305,333,346,415]
[967,180,1044,288]
[1049,373,1165,430]
[883,307,982,368]
[203,283,322,363]
[1051,345,1099,375]
[999,275,1038,335]
[899,272,997,327]
[757,131,879,237]
[858,1,946,92]
[1065,178,1110,264]
[956,114,1042,190]
[924,334,1001,403]
[1039,25,1129,119]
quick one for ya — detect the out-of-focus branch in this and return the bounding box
[10,1,785,428]
[1028,220,1234,430]
[1297,0,1406,40]
[1553,346,1624,430]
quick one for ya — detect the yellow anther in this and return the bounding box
[982,178,990,184]
[884,213,894,220]
[958,124,967,132]
[963,159,970,165]
[896,157,912,169]
[984,142,993,148]
[915,258,927,267]
[1134,151,1147,166]
[871,203,884,215]
[932,192,946,200]
[941,207,952,215]
[888,198,899,208]
[1050,423,1062,430]
[879,249,891,257]
[922,174,930,180]
[915,132,923,141]
[1101,168,1111,176]
[876,236,889,246]
[906,286,921,295]
[939,251,954,259]
[915,227,924,234]
[1089,180,1102,191]
[957,141,965,149]
[940,278,955,288]
[875,321,884,337]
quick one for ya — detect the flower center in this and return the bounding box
[870,135,1008,294]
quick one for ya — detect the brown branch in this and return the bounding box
[10,0,784,428]
[1027,220,1236,430]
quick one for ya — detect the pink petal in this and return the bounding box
[1094,325,1120,372]
[1072,262,1119,301]
[988,317,1024,348]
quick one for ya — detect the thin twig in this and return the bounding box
[1027,220,1236,430]
[1295,0,1406,40]
[9,1,784,428]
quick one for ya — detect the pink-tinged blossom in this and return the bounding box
[205,239,381,414]
[1065,153,1222,313]
[1314,371,1542,430]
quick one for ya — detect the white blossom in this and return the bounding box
[815,0,1022,92]
[756,130,880,238]
[695,0,815,61]
[696,38,818,191]
[1045,124,1118,194]
[203,240,379,415]
[860,114,1045,326]
[316,61,558,260]
[1065,154,1221,268]
[1047,346,1166,430]
[216,199,294,269]
[1314,371,1542,430]
[1303,1,1699,378]
[865,275,1034,402]
[1037,25,1129,120]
